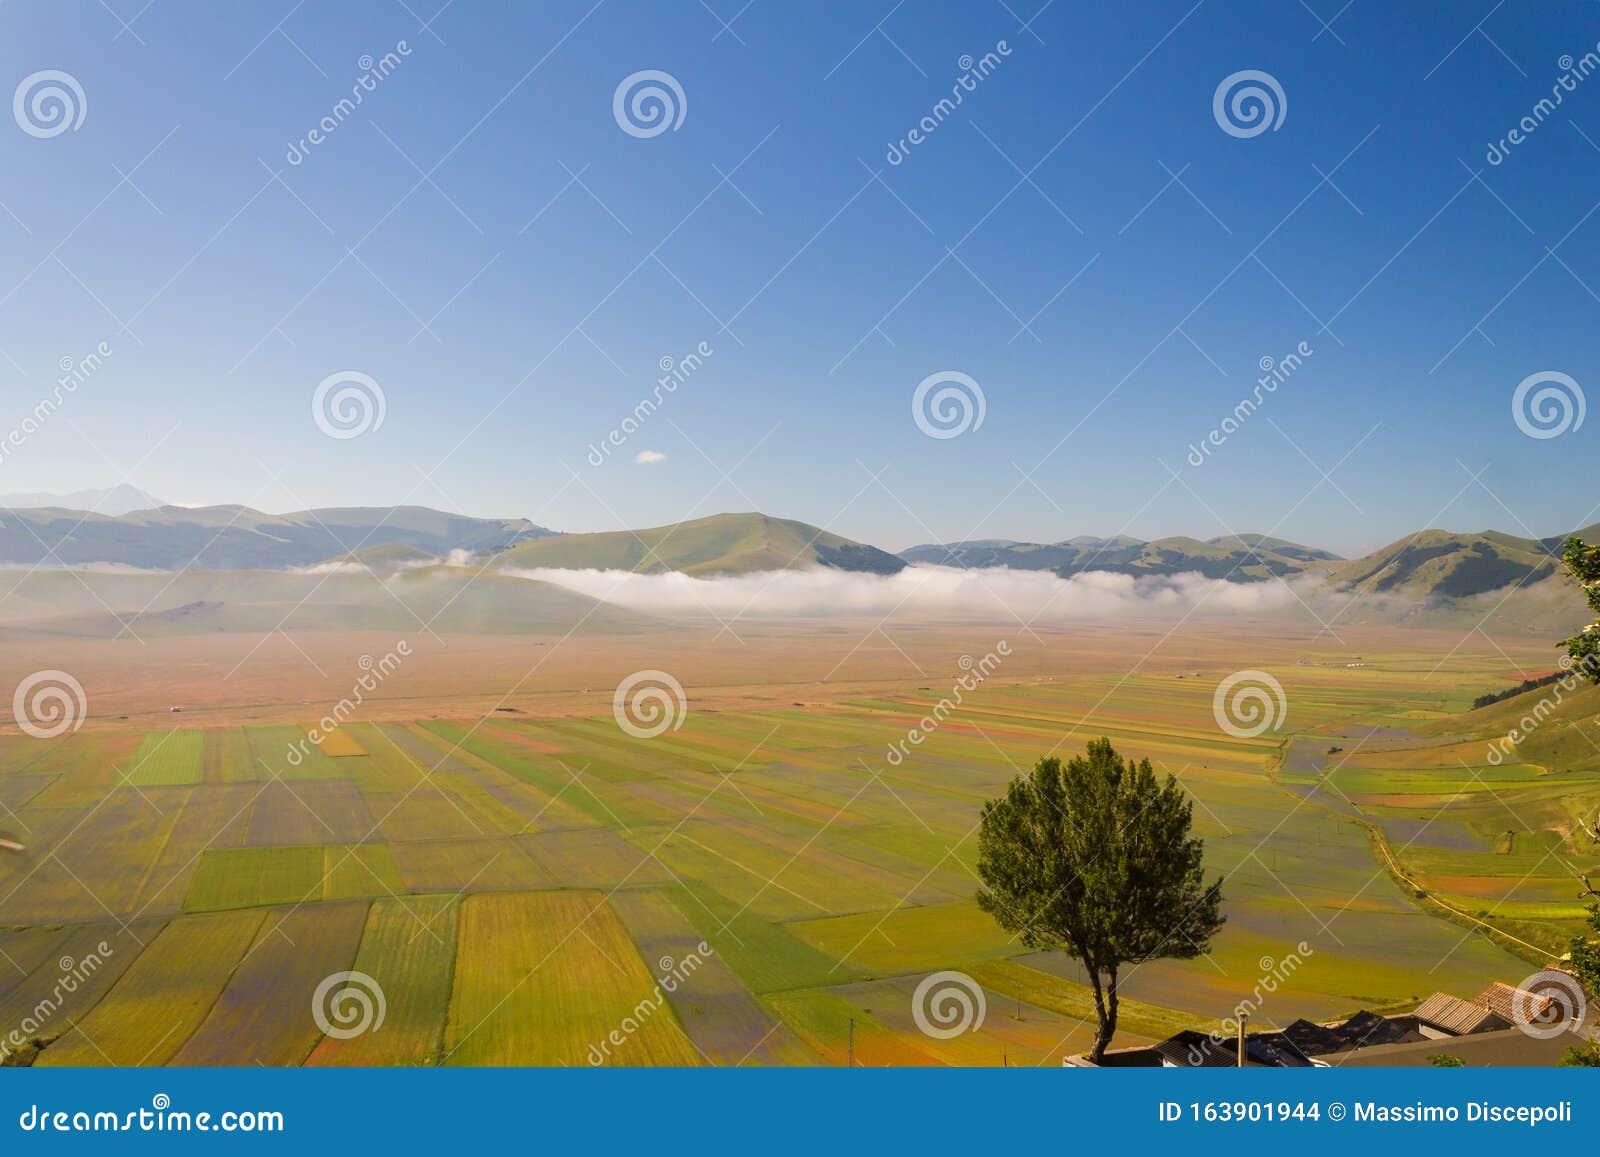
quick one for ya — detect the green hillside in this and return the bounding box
[493,513,905,576]
[897,524,1598,602]
[1322,530,1560,598]
[898,533,1334,581]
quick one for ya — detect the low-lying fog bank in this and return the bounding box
[504,564,1344,621]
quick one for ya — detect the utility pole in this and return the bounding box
[847,1017,854,1068]
[1237,1011,1248,1067]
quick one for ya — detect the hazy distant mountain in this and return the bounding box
[495,512,905,576]
[0,565,651,637]
[899,534,1338,581]
[0,484,162,516]
[0,505,554,570]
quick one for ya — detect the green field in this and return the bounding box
[1,649,1590,1066]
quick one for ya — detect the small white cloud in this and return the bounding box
[635,450,666,464]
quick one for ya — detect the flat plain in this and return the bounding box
[1,621,1591,1066]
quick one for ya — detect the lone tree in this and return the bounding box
[1560,535,1600,681]
[1556,537,1600,1066]
[975,737,1224,1062]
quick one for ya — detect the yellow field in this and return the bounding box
[39,910,265,1066]
[444,891,704,1066]
[308,896,460,1066]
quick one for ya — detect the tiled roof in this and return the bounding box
[1475,981,1553,1026]
[1415,991,1509,1035]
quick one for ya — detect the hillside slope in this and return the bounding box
[899,533,1337,581]
[900,524,1600,601]
[494,513,905,576]
[1321,530,1566,598]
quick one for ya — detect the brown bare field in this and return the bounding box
[0,620,1553,730]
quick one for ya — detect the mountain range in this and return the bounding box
[897,526,1596,600]
[0,503,1592,607]
[899,534,1340,581]
[0,484,163,517]
[0,505,552,570]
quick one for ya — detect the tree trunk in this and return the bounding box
[1103,968,1120,1058]
[1087,967,1116,1063]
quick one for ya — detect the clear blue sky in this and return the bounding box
[1,0,1596,555]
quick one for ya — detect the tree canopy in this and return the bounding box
[1560,536,1600,681]
[975,737,1224,1062]
[1556,538,1600,1066]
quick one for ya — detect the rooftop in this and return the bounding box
[1415,992,1510,1036]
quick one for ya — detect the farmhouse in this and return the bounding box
[1066,972,1592,1067]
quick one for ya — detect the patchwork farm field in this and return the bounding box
[0,623,1591,1066]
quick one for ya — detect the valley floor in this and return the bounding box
[1,622,1592,1065]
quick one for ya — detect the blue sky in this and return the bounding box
[0,0,1596,555]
